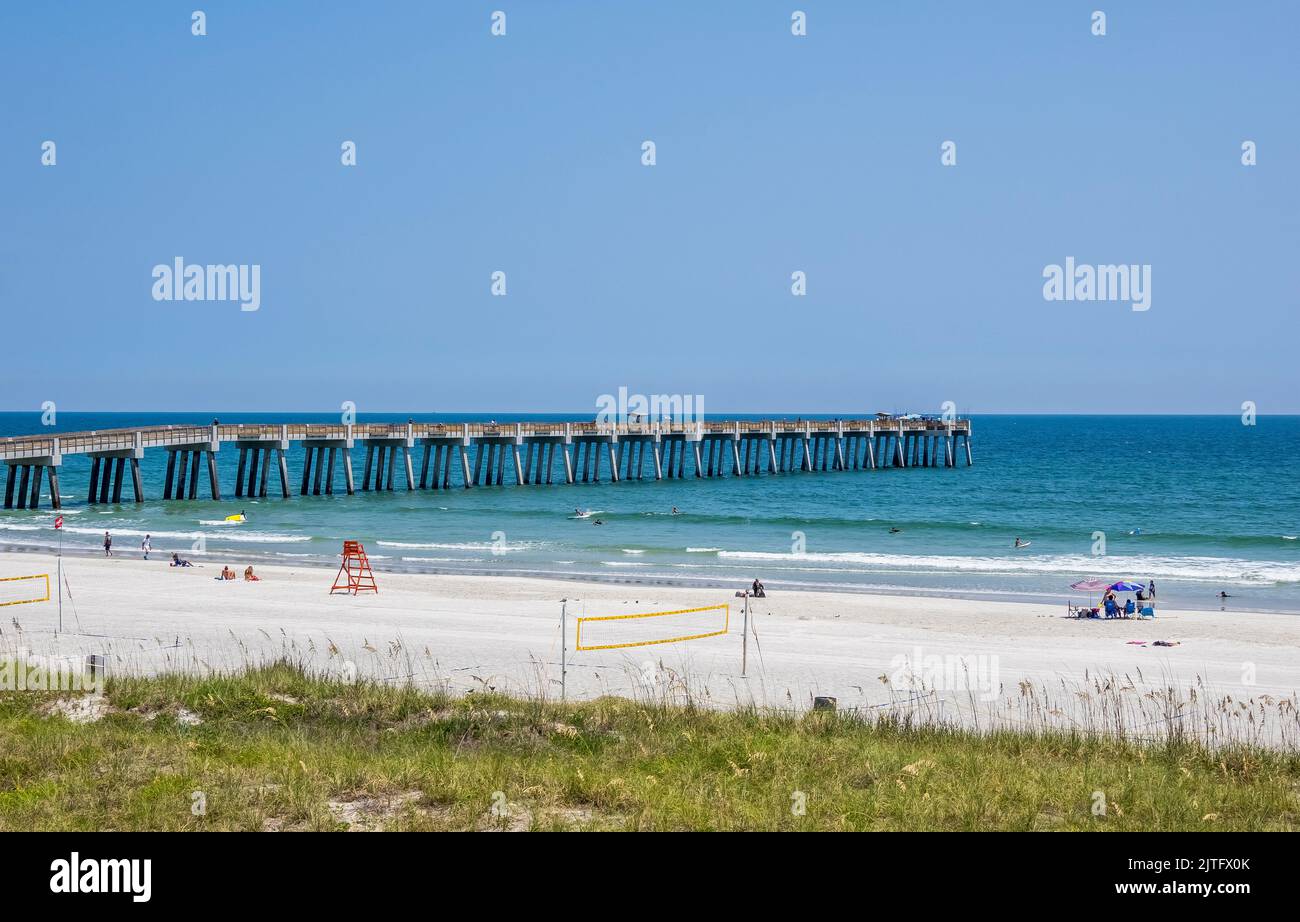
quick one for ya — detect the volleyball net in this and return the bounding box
[0,574,50,608]
[574,603,730,651]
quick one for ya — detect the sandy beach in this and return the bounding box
[4,549,1297,736]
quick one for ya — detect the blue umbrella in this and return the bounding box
[1109,581,1144,592]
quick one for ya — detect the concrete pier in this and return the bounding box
[0,417,972,509]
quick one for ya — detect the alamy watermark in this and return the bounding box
[595,387,704,427]
[889,646,1000,702]
[1042,257,1150,312]
[1,650,105,696]
[152,258,261,312]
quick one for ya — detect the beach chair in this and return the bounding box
[1139,604,1155,619]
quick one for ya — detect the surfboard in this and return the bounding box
[1014,541,1031,549]
[225,514,246,523]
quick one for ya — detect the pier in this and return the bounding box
[0,418,972,510]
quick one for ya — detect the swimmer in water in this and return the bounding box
[889,527,901,534]
[671,506,679,515]
[593,519,604,526]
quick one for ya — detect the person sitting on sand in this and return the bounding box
[218,565,236,580]
[170,552,193,567]
[244,566,260,582]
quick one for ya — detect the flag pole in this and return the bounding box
[560,599,568,703]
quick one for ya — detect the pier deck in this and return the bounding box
[0,418,972,510]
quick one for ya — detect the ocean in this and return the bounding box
[2,413,1298,613]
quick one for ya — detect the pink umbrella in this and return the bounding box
[1070,579,1110,611]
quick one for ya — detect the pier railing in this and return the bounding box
[0,416,973,462]
[1,416,973,510]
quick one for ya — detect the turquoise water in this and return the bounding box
[2,413,1298,612]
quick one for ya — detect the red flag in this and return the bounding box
[54,516,63,530]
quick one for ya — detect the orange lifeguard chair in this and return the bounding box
[331,540,378,595]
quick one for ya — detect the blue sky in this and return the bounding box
[2,1,1296,414]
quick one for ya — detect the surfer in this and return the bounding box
[1217,591,1231,599]
[889,527,901,534]
[671,506,680,515]
[1014,537,1028,548]
[593,519,604,526]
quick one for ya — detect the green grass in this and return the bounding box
[1,662,1298,830]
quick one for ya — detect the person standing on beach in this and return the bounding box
[141,533,151,560]
[1148,580,1156,599]
[103,531,113,557]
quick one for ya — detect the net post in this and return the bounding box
[741,592,749,677]
[560,599,568,703]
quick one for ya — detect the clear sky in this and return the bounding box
[2,2,1296,414]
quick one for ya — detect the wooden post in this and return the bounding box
[28,464,43,509]
[313,447,324,495]
[234,448,247,498]
[258,448,271,498]
[206,452,219,499]
[131,457,144,502]
[188,452,201,499]
[113,457,126,503]
[245,448,260,497]
[48,465,62,510]
[342,449,355,495]
[162,453,174,500]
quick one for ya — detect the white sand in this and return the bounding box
[4,550,1298,737]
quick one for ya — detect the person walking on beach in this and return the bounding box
[103,531,113,557]
[1148,579,1156,599]
[141,534,151,560]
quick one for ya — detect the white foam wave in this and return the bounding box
[714,550,1300,584]
[58,525,309,544]
[376,540,542,552]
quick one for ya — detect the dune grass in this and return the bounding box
[0,661,1297,831]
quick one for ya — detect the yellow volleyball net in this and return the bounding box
[0,574,50,608]
[575,603,730,651]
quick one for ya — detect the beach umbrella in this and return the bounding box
[1070,579,1110,591]
[1108,581,1144,592]
[1070,578,1109,609]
